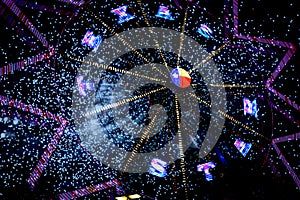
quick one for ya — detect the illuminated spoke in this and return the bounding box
[189,41,229,73]
[174,95,188,200]
[88,9,168,78]
[137,0,170,75]
[123,111,160,172]
[68,56,166,83]
[176,6,189,68]
[84,87,167,117]
[189,93,271,142]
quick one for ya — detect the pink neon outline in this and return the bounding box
[2,0,51,48]
[272,143,300,189]
[272,133,300,144]
[231,0,298,111]
[0,95,68,189]
[57,179,121,200]
[230,0,299,189]
[1,47,55,76]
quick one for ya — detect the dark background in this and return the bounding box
[0,0,299,199]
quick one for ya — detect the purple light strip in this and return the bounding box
[173,0,182,10]
[269,100,300,127]
[0,106,47,128]
[2,0,51,49]
[57,179,121,200]
[0,95,65,123]
[227,42,278,55]
[272,133,300,144]
[232,0,297,113]
[63,126,125,197]
[234,33,296,88]
[267,86,300,112]
[27,122,67,189]
[231,1,299,189]
[0,4,37,48]
[261,145,280,177]
[265,47,296,87]
[258,95,300,127]
[272,142,300,189]
[0,95,68,189]
[267,156,280,177]
[1,47,55,76]
[57,0,85,7]
[223,7,230,39]
[232,0,238,35]
[15,1,74,16]
[236,34,295,49]
[0,108,66,189]
[233,0,293,51]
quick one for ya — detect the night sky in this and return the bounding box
[0,0,300,199]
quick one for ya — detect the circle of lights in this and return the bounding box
[72,27,227,173]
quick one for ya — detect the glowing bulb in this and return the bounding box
[128,194,141,199]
